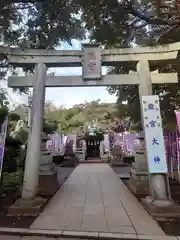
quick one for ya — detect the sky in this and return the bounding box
[0,40,117,109]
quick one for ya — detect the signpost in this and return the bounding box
[0,119,8,181]
[142,95,168,174]
[82,44,101,80]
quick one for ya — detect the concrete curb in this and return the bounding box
[0,228,179,239]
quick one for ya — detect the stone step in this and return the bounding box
[117,173,130,179]
[2,229,169,240]
[80,159,104,163]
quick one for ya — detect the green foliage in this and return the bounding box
[43,119,58,134]
[0,89,9,124]
[8,112,20,122]
[2,171,23,189]
[0,0,85,95]
[0,1,85,49]
[12,105,26,120]
[71,0,180,129]
[0,87,25,192]
[0,106,8,124]
[0,108,21,125]
[0,98,26,183]
[3,136,23,173]
[84,121,104,140]
[107,66,179,128]
[76,0,180,45]
[1,0,179,130]
[43,100,123,134]
[0,89,9,106]
[1,0,178,51]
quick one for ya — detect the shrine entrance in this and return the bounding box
[86,139,100,159]
[6,42,179,206]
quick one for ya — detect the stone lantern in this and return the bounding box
[133,131,148,170]
[38,133,59,196]
[128,131,150,195]
[39,134,56,174]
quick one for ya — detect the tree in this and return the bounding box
[1,0,179,49]
[0,88,9,124]
[43,100,123,133]
[73,0,180,130]
[0,1,84,48]
[43,119,58,134]
[1,0,180,130]
[0,0,85,94]
[77,0,180,45]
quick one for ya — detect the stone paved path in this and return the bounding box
[30,164,165,236]
[0,236,82,240]
[1,236,180,240]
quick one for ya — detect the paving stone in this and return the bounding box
[83,204,105,215]
[82,215,107,232]
[40,204,65,216]
[57,239,88,240]
[62,230,98,238]
[28,229,63,236]
[22,237,55,240]
[137,235,177,240]
[0,236,21,240]
[57,214,83,229]
[30,216,63,230]
[106,226,136,234]
[0,228,28,234]
[104,207,132,227]
[99,232,137,239]
[129,215,165,236]
[61,206,84,217]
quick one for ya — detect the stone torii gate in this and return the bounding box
[4,42,180,212]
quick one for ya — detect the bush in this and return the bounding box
[8,113,20,122]
[0,106,8,124]
[2,171,23,188]
[3,136,23,173]
[43,119,58,134]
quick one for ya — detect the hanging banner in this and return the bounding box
[66,134,76,153]
[175,110,180,134]
[142,95,168,174]
[82,44,101,80]
[0,118,8,180]
[175,111,180,180]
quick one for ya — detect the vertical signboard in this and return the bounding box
[0,119,8,180]
[142,95,168,173]
[82,44,101,80]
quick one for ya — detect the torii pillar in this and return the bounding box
[138,60,168,198]
[22,63,46,200]
[9,63,47,214]
[137,60,180,216]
